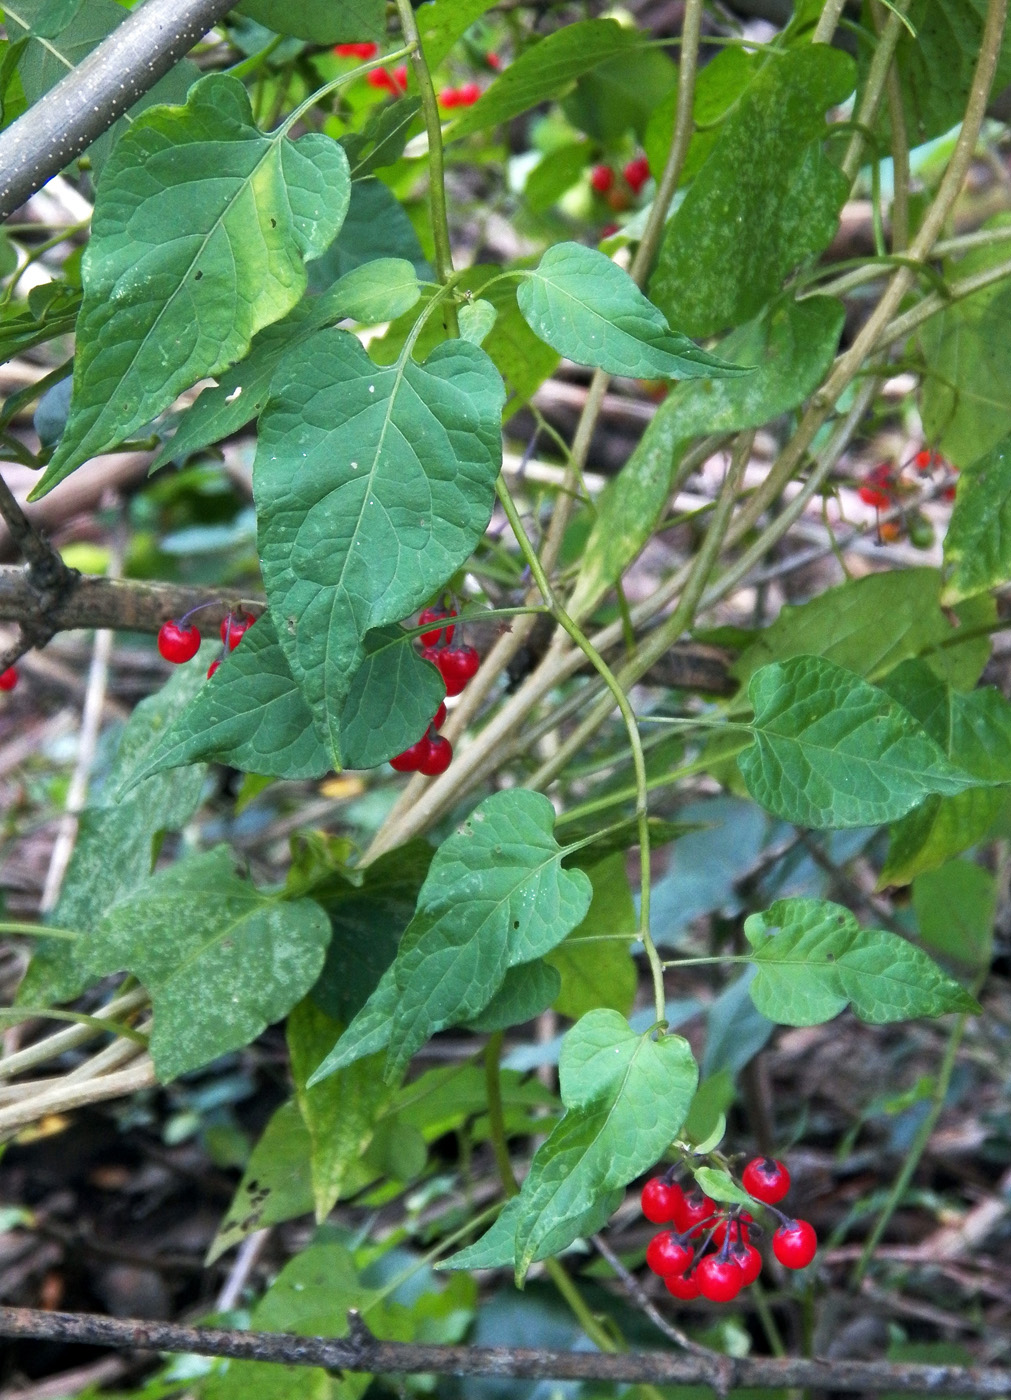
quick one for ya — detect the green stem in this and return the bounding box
[278,45,414,135]
[812,0,849,43]
[0,1006,148,1046]
[496,479,665,1026]
[484,1032,519,1196]
[850,1011,970,1287]
[874,0,910,253]
[840,1,911,184]
[393,0,457,330]
[0,921,80,940]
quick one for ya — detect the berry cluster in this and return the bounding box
[589,155,651,210]
[640,1157,816,1304]
[855,446,958,547]
[367,64,408,95]
[439,83,481,108]
[157,609,254,677]
[389,607,480,777]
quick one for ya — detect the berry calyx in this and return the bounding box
[623,155,650,194]
[220,612,255,650]
[390,736,432,772]
[430,644,479,696]
[730,1242,763,1287]
[0,666,18,691]
[695,1254,743,1303]
[645,1231,694,1278]
[418,606,456,647]
[640,1177,682,1225]
[590,164,614,194]
[419,733,453,776]
[158,619,201,664]
[663,1271,700,1300]
[674,1189,715,1236]
[742,1157,791,1205]
[772,1219,817,1269]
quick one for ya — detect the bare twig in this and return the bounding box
[0,1305,1010,1394]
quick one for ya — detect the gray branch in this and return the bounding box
[0,0,237,221]
[1,1304,1010,1396]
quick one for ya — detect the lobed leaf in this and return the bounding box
[744,898,980,1026]
[254,328,504,768]
[35,74,351,495]
[739,655,982,828]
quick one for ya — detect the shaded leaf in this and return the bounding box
[942,434,1011,603]
[739,655,981,828]
[85,848,331,1080]
[463,960,562,1033]
[546,855,637,1020]
[418,0,498,71]
[207,1099,313,1264]
[307,178,430,289]
[35,74,350,495]
[912,860,996,974]
[340,99,423,180]
[254,329,503,767]
[236,0,384,42]
[744,898,980,1025]
[337,626,445,770]
[644,47,760,190]
[650,46,853,337]
[517,242,747,380]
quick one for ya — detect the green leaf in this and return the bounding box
[879,664,1011,885]
[919,220,1011,469]
[124,612,329,783]
[912,860,996,974]
[942,435,1011,603]
[254,328,504,767]
[17,661,208,1007]
[546,855,637,1020]
[568,295,842,617]
[693,1166,754,1207]
[649,46,854,337]
[446,1010,698,1281]
[417,0,498,71]
[562,45,676,143]
[463,960,562,1033]
[236,0,384,42]
[459,298,497,346]
[739,655,981,828]
[644,47,760,190]
[340,101,424,181]
[516,242,747,381]
[370,263,559,416]
[85,848,332,1080]
[309,791,592,1084]
[3,0,199,175]
[337,625,445,769]
[731,566,995,696]
[207,1099,314,1264]
[524,142,590,213]
[881,0,1011,146]
[34,74,351,496]
[309,179,430,288]
[204,1238,372,1400]
[288,999,391,1223]
[445,20,640,140]
[155,258,421,469]
[744,897,980,1025]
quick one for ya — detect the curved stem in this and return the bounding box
[840,1,912,184]
[495,479,665,1025]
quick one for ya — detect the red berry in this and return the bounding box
[486,51,501,69]
[772,1219,817,1269]
[418,607,456,647]
[731,1242,763,1287]
[390,736,431,772]
[391,65,408,91]
[220,612,254,650]
[600,222,620,238]
[673,1189,714,1237]
[367,68,395,92]
[335,42,378,58]
[439,87,461,107]
[207,659,221,678]
[590,164,614,194]
[914,448,934,473]
[663,1271,701,1300]
[712,1211,753,1246]
[158,619,201,664]
[456,81,481,106]
[433,645,479,696]
[419,733,452,776]
[623,156,650,194]
[742,1157,791,1205]
[640,1177,681,1225]
[858,483,893,508]
[695,1255,743,1303]
[645,1232,694,1278]
[0,666,17,692]
[432,701,448,730]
